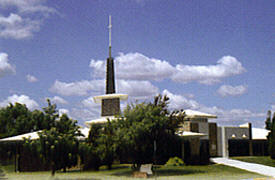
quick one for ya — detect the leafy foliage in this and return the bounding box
[112,95,184,168]
[23,100,82,175]
[165,157,184,166]
[0,100,60,139]
[84,121,116,170]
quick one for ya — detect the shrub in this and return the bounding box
[165,157,184,166]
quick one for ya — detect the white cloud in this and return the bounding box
[47,96,68,105]
[49,80,104,96]
[271,105,275,112]
[50,79,159,99]
[0,13,40,39]
[172,56,246,84]
[162,89,199,110]
[118,80,159,99]
[0,1,56,39]
[81,96,101,109]
[71,108,100,123]
[59,108,69,117]
[0,52,15,78]
[0,0,57,15]
[90,53,245,84]
[0,94,39,110]
[90,52,174,81]
[163,90,265,126]
[217,85,247,97]
[26,74,38,82]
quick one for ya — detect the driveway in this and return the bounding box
[211,157,275,178]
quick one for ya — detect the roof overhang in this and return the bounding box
[93,94,128,103]
[177,131,207,139]
[0,131,41,142]
[85,116,116,126]
[0,128,90,142]
[183,109,217,119]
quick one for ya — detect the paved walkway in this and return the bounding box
[211,157,275,178]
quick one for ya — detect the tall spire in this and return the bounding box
[108,15,112,59]
[106,15,115,94]
[88,15,128,120]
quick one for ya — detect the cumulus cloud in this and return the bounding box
[26,74,38,82]
[217,85,247,97]
[162,89,199,110]
[90,53,245,84]
[172,56,246,84]
[59,108,69,117]
[0,0,56,15]
[71,108,100,123]
[0,52,15,78]
[47,96,68,105]
[50,79,159,99]
[49,80,104,96]
[0,13,40,39]
[0,0,56,39]
[90,52,174,81]
[81,96,101,109]
[163,90,264,126]
[118,80,158,99]
[0,94,39,110]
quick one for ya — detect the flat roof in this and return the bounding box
[183,109,217,119]
[0,127,90,142]
[85,116,116,126]
[93,94,128,103]
[177,131,207,139]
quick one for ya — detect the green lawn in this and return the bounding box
[232,156,275,167]
[0,163,267,180]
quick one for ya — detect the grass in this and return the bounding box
[232,156,275,167]
[0,162,267,180]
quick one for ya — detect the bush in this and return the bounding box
[165,157,184,166]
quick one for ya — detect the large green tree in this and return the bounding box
[0,103,33,138]
[23,100,82,175]
[112,95,184,169]
[83,121,115,170]
[0,99,61,139]
[36,114,81,175]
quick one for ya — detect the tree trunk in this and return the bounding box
[51,162,56,176]
[107,163,112,170]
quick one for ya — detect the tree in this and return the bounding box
[36,114,81,176]
[268,112,275,159]
[112,95,184,169]
[265,110,272,130]
[0,99,59,139]
[0,103,34,138]
[23,100,82,176]
[84,122,115,170]
[42,99,58,130]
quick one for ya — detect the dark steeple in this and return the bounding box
[101,15,120,116]
[106,15,115,94]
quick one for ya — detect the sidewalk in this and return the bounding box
[211,157,275,178]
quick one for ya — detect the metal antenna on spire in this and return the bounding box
[108,15,112,58]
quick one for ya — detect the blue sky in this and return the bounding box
[0,0,274,127]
